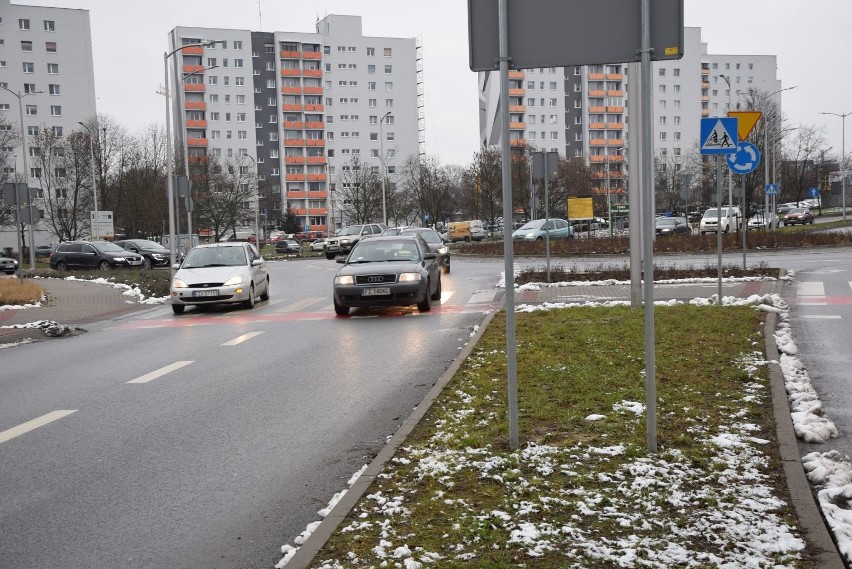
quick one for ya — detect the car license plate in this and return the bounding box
[362,287,390,296]
[193,289,219,297]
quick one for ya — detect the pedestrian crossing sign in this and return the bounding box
[700,117,738,155]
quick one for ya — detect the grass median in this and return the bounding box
[305,304,820,568]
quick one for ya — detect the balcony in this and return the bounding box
[182,46,204,55]
[701,67,710,75]
[307,156,327,165]
[282,86,302,94]
[509,122,526,130]
[589,122,606,130]
[186,119,207,128]
[287,191,307,199]
[510,139,527,146]
[286,173,307,181]
[183,64,204,74]
[588,73,605,80]
[509,105,526,113]
[607,90,623,97]
[606,73,623,80]
[590,139,607,146]
[284,121,305,129]
[302,51,322,59]
[185,101,207,110]
[305,104,324,112]
[188,155,209,164]
[588,106,606,113]
[184,84,205,92]
[701,95,710,102]
[285,139,306,146]
[187,138,208,147]
[508,88,525,96]
[606,106,624,113]
[306,139,325,147]
[303,86,323,94]
[303,69,322,77]
[285,156,306,164]
[308,191,328,199]
[307,173,327,181]
[281,69,301,77]
[588,89,606,97]
[305,121,325,129]
[606,122,624,129]
[508,70,525,79]
[288,207,327,216]
[280,50,301,58]
[282,104,303,111]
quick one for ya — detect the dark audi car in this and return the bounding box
[332,235,441,315]
[50,241,144,271]
[114,239,171,269]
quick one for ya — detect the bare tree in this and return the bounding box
[0,112,20,228]
[510,142,534,220]
[780,124,829,205]
[112,124,170,238]
[192,156,257,242]
[550,156,596,217]
[464,146,503,224]
[400,155,453,228]
[335,155,383,224]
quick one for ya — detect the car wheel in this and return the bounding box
[98,260,111,270]
[464,236,471,243]
[142,257,152,270]
[172,304,185,315]
[260,278,270,301]
[242,285,256,309]
[334,299,350,316]
[326,252,336,260]
[55,261,67,271]
[431,274,442,301]
[417,282,433,312]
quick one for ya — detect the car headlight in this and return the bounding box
[341,239,351,244]
[152,253,165,259]
[437,246,448,255]
[334,275,355,285]
[224,275,243,286]
[172,278,188,288]
[398,272,421,282]
[114,257,126,261]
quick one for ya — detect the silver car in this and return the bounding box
[169,242,269,314]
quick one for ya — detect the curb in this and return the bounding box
[283,313,497,569]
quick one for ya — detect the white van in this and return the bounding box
[699,206,742,234]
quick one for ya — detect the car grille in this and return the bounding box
[187,282,226,288]
[354,273,398,285]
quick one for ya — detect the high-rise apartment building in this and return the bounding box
[0,0,97,247]
[479,27,780,200]
[169,15,419,235]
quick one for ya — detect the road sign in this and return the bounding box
[809,187,820,198]
[765,183,779,196]
[468,0,683,71]
[91,211,115,238]
[726,141,761,174]
[727,111,763,140]
[700,117,738,155]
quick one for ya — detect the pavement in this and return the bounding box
[0,274,845,567]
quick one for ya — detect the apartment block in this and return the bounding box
[169,15,419,234]
[478,27,780,200]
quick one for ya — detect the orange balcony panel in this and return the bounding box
[303,69,322,77]
[308,191,328,198]
[590,139,606,146]
[182,46,204,56]
[701,68,710,75]
[588,90,606,97]
[285,139,306,146]
[187,138,208,147]
[590,155,605,163]
[308,208,326,215]
[305,104,324,112]
[280,50,301,58]
[281,69,302,76]
[284,121,305,129]
[282,86,302,94]
[606,73,623,80]
[701,81,710,88]
[588,106,606,113]
[290,208,307,215]
[510,139,527,146]
[701,109,710,116]
[185,101,207,110]
[509,122,526,130]
[283,104,303,111]
[307,173,327,181]
[188,155,209,164]
[607,106,624,113]
[589,122,605,130]
[701,95,710,102]
[607,90,623,97]
[302,52,322,60]
[286,174,307,181]
[307,156,327,165]
[285,156,306,164]
[508,70,525,79]
[183,64,204,74]
[287,191,307,199]
[588,73,605,80]
[608,155,624,162]
[186,119,207,128]
[508,88,525,96]
[306,139,325,147]
[606,122,624,129]
[509,105,526,113]
[303,87,323,94]
[607,139,624,146]
[305,121,325,129]
[184,84,205,92]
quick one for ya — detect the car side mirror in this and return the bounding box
[251,259,263,266]
[336,256,346,264]
[171,263,181,270]
[424,252,437,259]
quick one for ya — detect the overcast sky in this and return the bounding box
[14,0,852,166]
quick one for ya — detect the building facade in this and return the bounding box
[478,27,780,202]
[169,15,419,236]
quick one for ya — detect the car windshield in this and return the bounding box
[133,240,164,249]
[518,220,545,230]
[336,226,362,237]
[181,246,247,268]
[94,242,125,253]
[400,229,441,244]
[703,209,721,218]
[348,240,421,263]
[656,218,677,226]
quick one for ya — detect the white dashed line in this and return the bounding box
[221,331,264,345]
[0,410,77,445]
[127,361,194,384]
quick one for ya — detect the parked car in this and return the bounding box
[655,216,690,236]
[49,241,145,271]
[35,245,55,258]
[381,227,407,236]
[324,223,388,259]
[332,235,441,315]
[275,239,302,255]
[777,202,797,215]
[1,255,18,275]
[747,213,780,230]
[398,227,451,273]
[114,239,171,269]
[784,208,814,226]
[308,238,327,252]
[699,206,741,234]
[512,218,574,241]
[170,242,269,314]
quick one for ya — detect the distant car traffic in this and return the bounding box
[170,242,269,314]
[784,208,814,226]
[1,255,18,275]
[114,239,171,269]
[275,239,302,255]
[308,238,327,252]
[655,216,690,236]
[398,227,451,273]
[50,241,145,271]
[332,235,441,315]
[324,223,388,259]
[512,218,574,241]
[35,245,55,258]
[747,213,780,230]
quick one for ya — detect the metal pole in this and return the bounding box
[640,0,656,453]
[11,157,24,284]
[164,50,177,272]
[627,61,642,307]
[498,0,519,450]
[14,91,36,269]
[380,112,391,225]
[764,113,770,231]
[544,152,551,284]
[78,123,100,240]
[716,156,723,302]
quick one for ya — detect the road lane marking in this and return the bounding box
[0,410,77,445]
[278,297,324,312]
[797,281,825,297]
[440,291,454,304]
[127,361,194,384]
[221,331,264,346]
[800,315,842,320]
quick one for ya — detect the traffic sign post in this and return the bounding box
[700,117,738,155]
[726,141,761,175]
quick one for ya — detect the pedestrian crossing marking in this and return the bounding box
[797,282,825,297]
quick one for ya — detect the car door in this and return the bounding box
[79,243,99,268]
[246,244,265,291]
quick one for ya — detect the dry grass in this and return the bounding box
[0,278,45,305]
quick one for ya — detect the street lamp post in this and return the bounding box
[244,154,260,246]
[763,86,797,230]
[821,111,849,222]
[719,75,735,220]
[77,122,100,240]
[1,85,41,269]
[379,112,392,225]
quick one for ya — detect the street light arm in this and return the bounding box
[165,40,225,61]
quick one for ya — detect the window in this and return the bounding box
[549,115,557,124]
[47,63,58,74]
[23,62,34,73]
[45,41,57,53]
[385,99,393,108]
[658,68,666,76]
[234,40,243,49]
[19,19,31,30]
[266,79,275,88]
[44,20,55,31]
[674,132,681,141]
[367,47,375,56]
[23,83,37,94]
[222,58,228,67]
[211,130,220,139]
[238,131,247,139]
[549,81,557,90]
[386,132,394,141]
[223,76,229,86]
[673,84,680,93]
[384,48,392,57]
[548,98,557,107]
[236,94,245,104]
[27,126,39,135]
[384,65,392,74]
[659,116,666,125]
[658,84,666,93]
[235,77,244,86]
[21,41,33,52]
[324,45,331,55]
[237,113,246,122]
[49,84,60,95]
[385,82,393,91]
[659,132,667,141]
[26,105,37,115]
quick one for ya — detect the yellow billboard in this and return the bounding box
[567,197,594,219]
